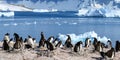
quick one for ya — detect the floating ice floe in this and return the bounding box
[0,11,14,17]
[33,9,58,12]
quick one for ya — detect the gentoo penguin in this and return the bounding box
[39,32,46,48]
[64,35,73,48]
[3,40,9,50]
[100,47,115,59]
[45,41,54,51]
[74,41,83,52]
[3,33,10,43]
[13,33,21,49]
[47,36,54,43]
[96,41,103,52]
[55,41,63,48]
[85,38,90,48]
[115,40,120,52]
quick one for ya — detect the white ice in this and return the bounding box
[58,31,110,45]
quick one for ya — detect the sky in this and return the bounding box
[1,0,120,11]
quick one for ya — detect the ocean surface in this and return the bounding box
[0,11,120,47]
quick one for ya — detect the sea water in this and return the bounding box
[0,17,120,47]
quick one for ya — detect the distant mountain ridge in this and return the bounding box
[0,3,32,11]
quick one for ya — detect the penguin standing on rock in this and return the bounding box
[85,38,90,48]
[96,41,103,52]
[100,47,115,60]
[55,41,63,48]
[45,41,54,51]
[8,38,14,51]
[47,36,54,43]
[52,38,59,46]
[64,35,73,48]
[3,40,9,51]
[39,32,46,48]
[26,35,35,49]
[115,40,120,52]
[93,37,98,51]
[106,40,112,49]
[13,33,22,49]
[74,41,83,52]
[3,33,10,43]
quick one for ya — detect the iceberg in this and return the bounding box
[77,0,120,17]
[0,11,14,17]
[58,31,110,45]
[76,8,89,16]
[105,9,120,17]
[33,9,58,12]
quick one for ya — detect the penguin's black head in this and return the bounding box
[86,38,90,40]
[28,35,32,38]
[5,33,10,35]
[107,40,111,43]
[94,37,98,41]
[51,36,54,39]
[66,35,70,37]
[111,47,115,51]
[33,38,36,40]
[116,40,119,44]
[14,33,19,38]
[41,32,44,35]
[10,38,13,41]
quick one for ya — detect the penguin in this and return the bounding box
[47,36,54,43]
[74,41,83,52]
[64,35,73,48]
[85,38,90,48]
[3,40,9,50]
[115,40,120,52]
[45,41,54,51]
[39,32,46,48]
[26,35,35,49]
[8,38,14,51]
[24,38,27,43]
[96,41,103,52]
[13,33,21,49]
[52,38,59,46]
[33,38,36,43]
[93,37,98,51]
[3,33,10,43]
[100,47,115,59]
[106,40,112,49]
[55,41,63,48]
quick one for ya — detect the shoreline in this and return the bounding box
[0,41,120,60]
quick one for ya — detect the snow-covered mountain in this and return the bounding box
[76,0,120,17]
[1,0,120,17]
[0,3,32,11]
